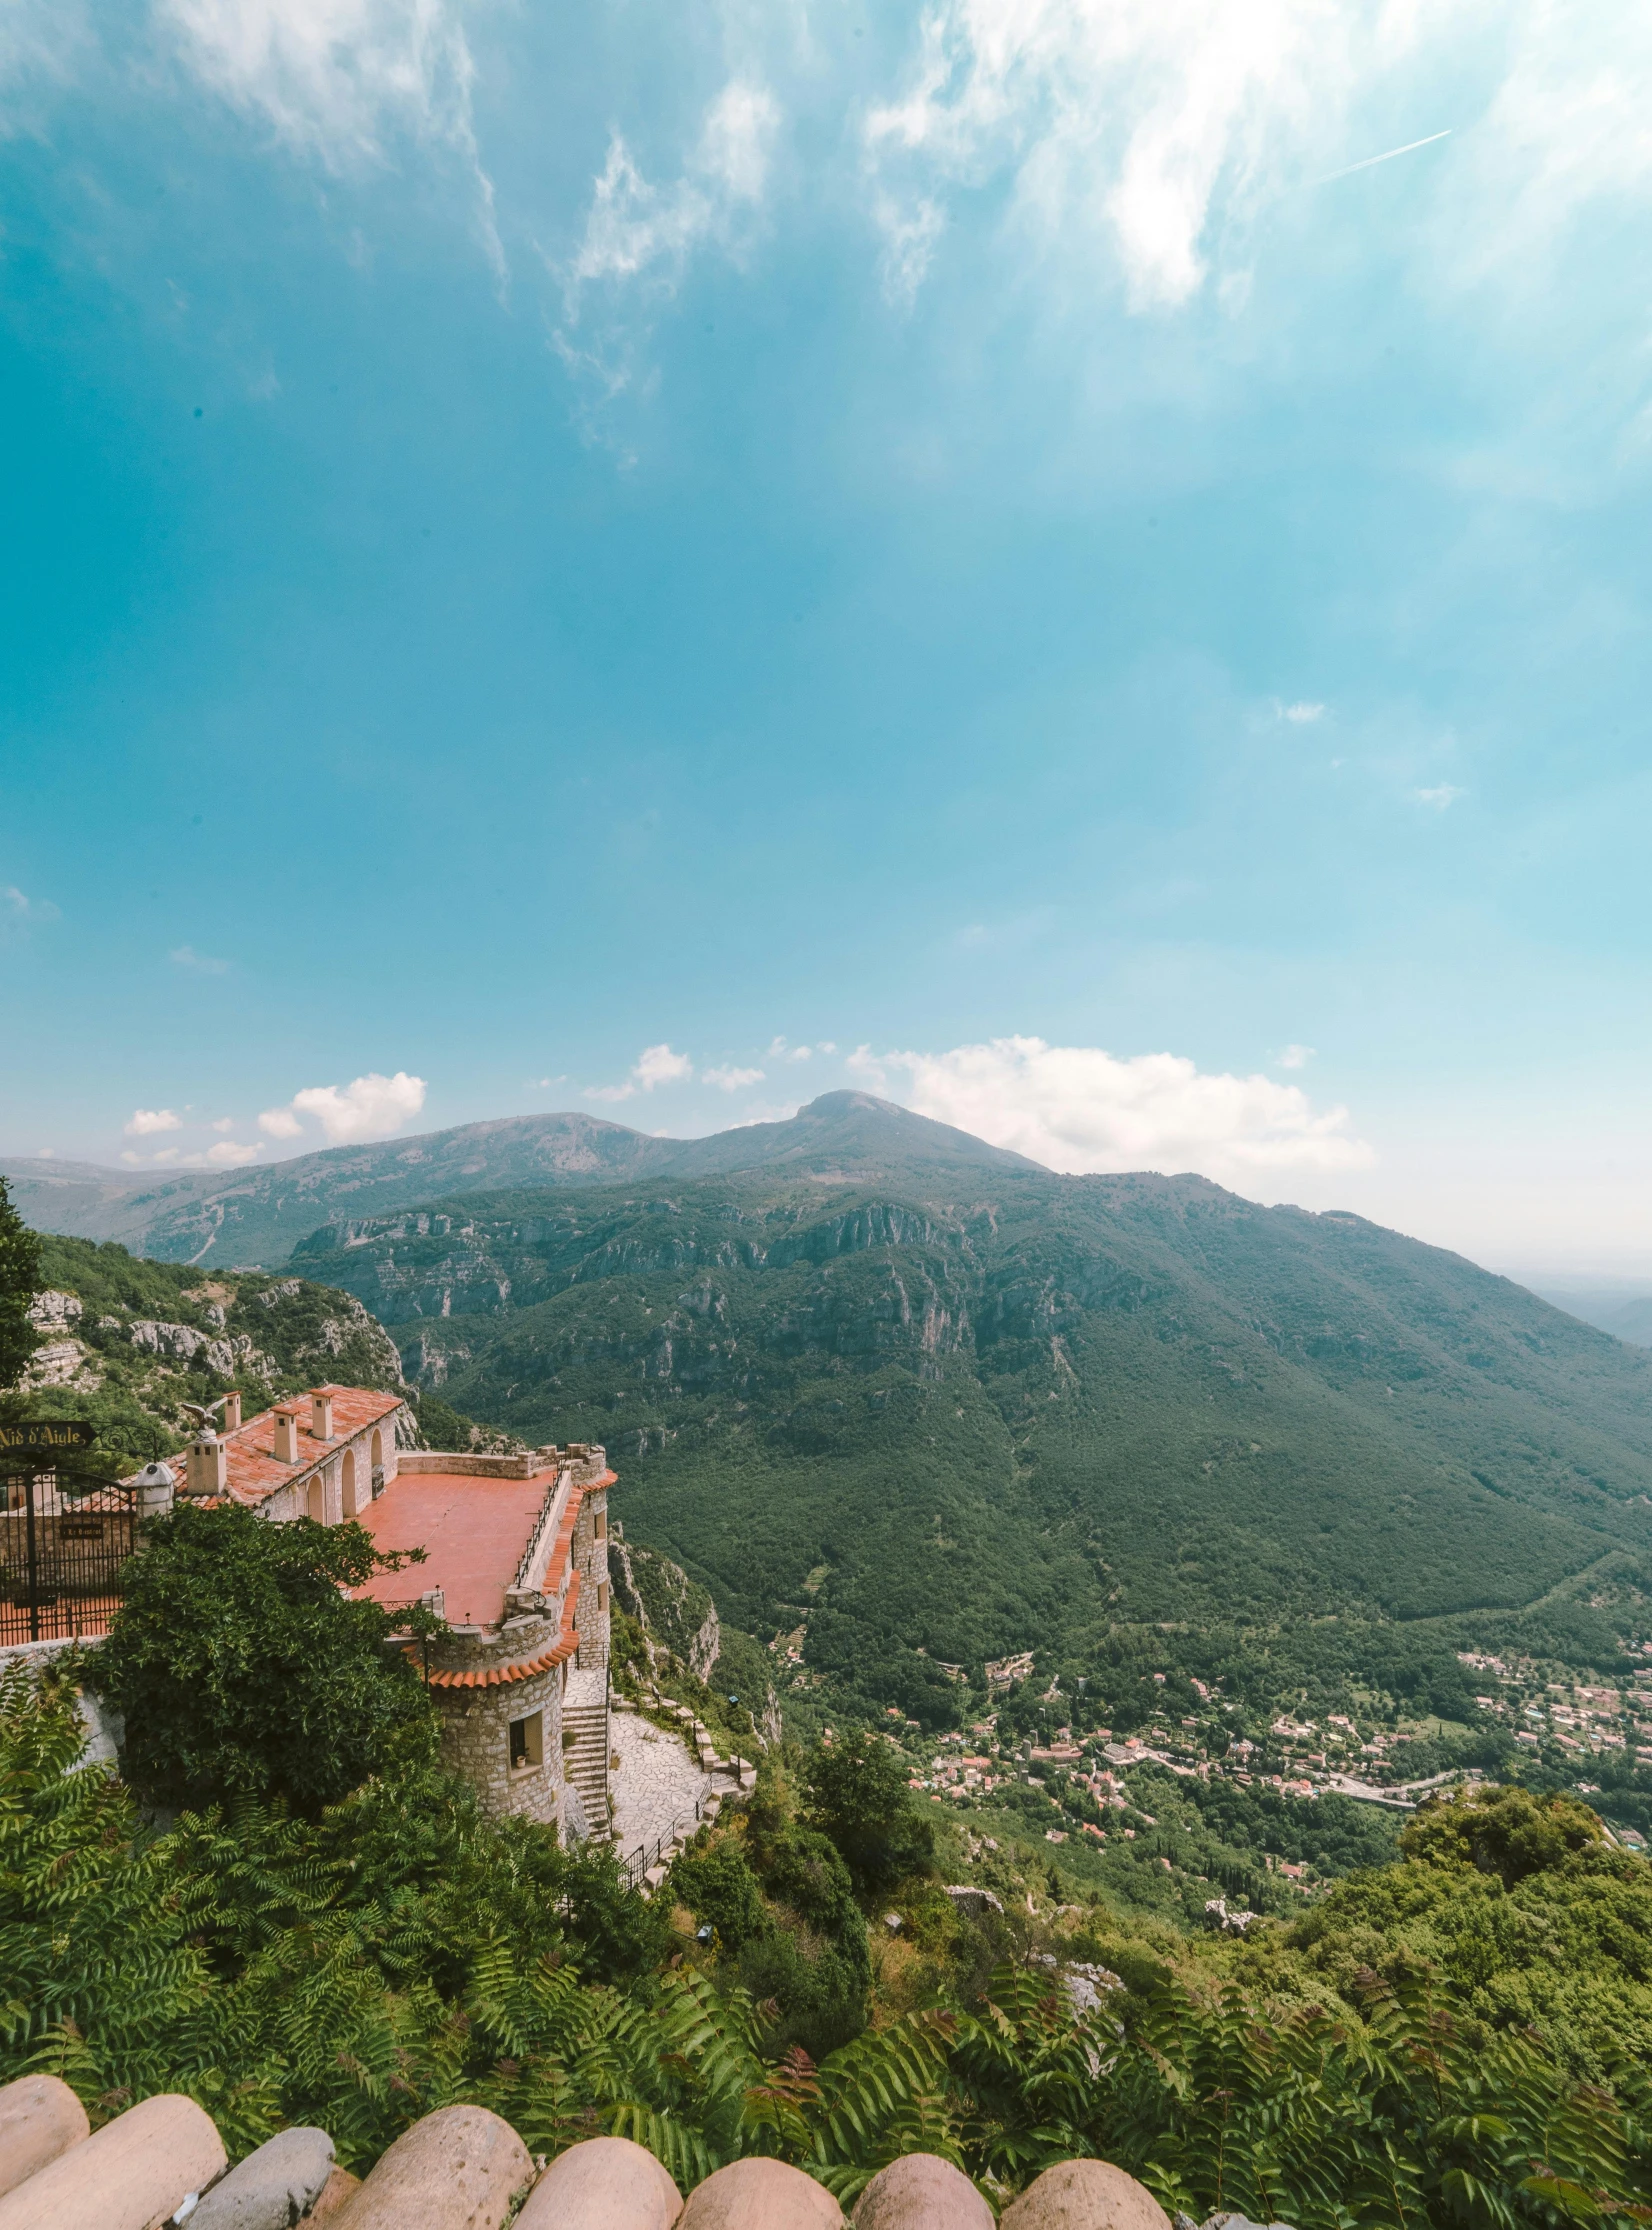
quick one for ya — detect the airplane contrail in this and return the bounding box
[1318,129,1452,185]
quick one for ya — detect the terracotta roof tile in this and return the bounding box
[415,1573,582,1688]
[215,1385,406,1509]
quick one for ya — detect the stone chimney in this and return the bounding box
[273,1405,301,1463]
[222,1391,242,1433]
[184,1434,228,1498]
[310,1390,335,1441]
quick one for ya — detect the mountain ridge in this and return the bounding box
[284,1154,1652,1729]
[0,1093,1044,1268]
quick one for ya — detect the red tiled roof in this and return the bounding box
[353,1468,555,1627]
[217,1385,406,1508]
[414,1572,583,1687]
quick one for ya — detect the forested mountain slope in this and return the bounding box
[1,1093,1035,1268]
[287,1119,1652,1724]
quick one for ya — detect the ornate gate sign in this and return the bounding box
[0,1423,136,1647]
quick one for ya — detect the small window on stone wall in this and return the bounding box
[598,1580,609,1613]
[509,1710,544,1771]
[595,1508,607,1540]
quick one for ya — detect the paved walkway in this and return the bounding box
[609,1708,711,1868]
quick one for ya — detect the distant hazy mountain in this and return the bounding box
[1,1094,1040,1268]
[1533,1287,1652,1350]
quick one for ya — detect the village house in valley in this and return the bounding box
[166,1386,615,1843]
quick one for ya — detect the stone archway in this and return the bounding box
[341,1447,360,1518]
[306,1474,326,1522]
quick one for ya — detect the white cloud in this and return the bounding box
[1277,700,1326,724]
[170,943,230,974]
[258,1071,427,1144]
[859,0,1652,323]
[210,1115,235,1132]
[119,1150,142,1166]
[1278,1044,1314,1070]
[125,1107,182,1136]
[705,1064,766,1091]
[584,1043,694,1103]
[287,1070,427,1144]
[854,1035,1371,1183]
[864,0,1360,311]
[1415,784,1464,809]
[634,1042,693,1090]
[160,0,503,279]
[201,1138,262,1167]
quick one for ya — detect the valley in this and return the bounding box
[20,1091,1652,1884]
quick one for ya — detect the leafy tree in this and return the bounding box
[0,1176,41,1394]
[93,1503,439,1815]
[802,1729,934,1895]
[671,1840,770,1952]
[1400,1781,1604,1887]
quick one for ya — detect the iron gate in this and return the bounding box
[0,1436,136,1646]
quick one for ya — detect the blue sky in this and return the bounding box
[2,0,1650,1274]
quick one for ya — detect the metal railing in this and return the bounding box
[618,1788,715,1889]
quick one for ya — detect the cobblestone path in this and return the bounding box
[608,1709,710,1865]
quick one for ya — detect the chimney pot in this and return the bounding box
[273,1407,300,1464]
[311,1390,335,1441]
[222,1391,242,1433]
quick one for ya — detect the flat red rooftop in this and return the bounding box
[353,1471,550,1628]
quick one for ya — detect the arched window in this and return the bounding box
[370,1428,384,1493]
[307,1475,326,1522]
[341,1447,359,1517]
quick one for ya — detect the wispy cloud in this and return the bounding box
[863,0,1368,311]
[124,1107,182,1136]
[1278,1044,1314,1071]
[160,0,504,282]
[123,1137,263,1170]
[1415,784,1464,809]
[554,78,778,418]
[705,1063,765,1091]
[1274,700,1326,724]
[170,943,230,975]
[2,885,60,924]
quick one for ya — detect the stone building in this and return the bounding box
[350,1440,615,1841]
[157,1388,614,1842]
[178,1384,413,1520]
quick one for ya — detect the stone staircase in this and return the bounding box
[562,1668,610,1839]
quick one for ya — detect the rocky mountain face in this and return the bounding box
[287,1141,1652,1728]
[20,1235,406,1459]
[1,1094,1037,1269]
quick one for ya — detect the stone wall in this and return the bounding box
[425,1613,567,1829]
[572,1484,610,1672]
